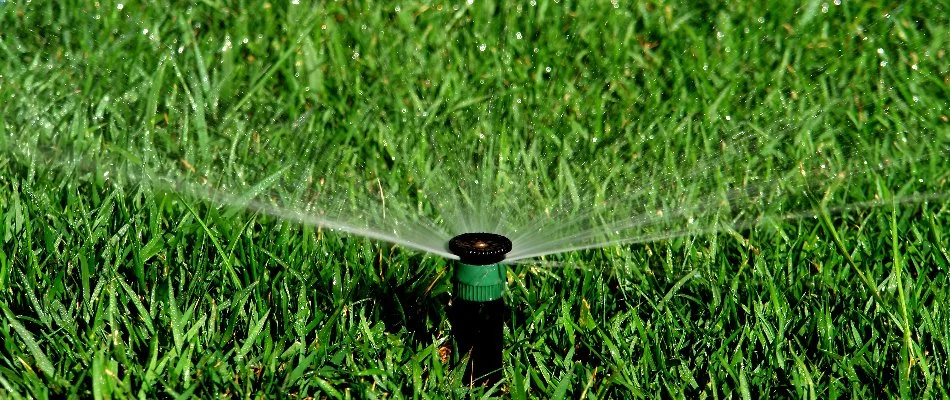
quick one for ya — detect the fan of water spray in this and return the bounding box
[111,98,945,269]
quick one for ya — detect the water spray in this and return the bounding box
[447,232,512,386]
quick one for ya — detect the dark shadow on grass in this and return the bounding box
[372,265,451,346]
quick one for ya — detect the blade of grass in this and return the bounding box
[236,308,270,361]
[181,200,242,289]
[817,205,896,319]
[1,305,54,378]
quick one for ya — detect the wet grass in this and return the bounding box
[1,0,949,398]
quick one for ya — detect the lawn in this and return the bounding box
[1,0,948,398]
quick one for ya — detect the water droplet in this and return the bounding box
[516,32,523,40]
[725,115,731,121]
[116,3,124,9]
[545,66,552,73]
[880,61,887,67]
[395,5,401,12]
[877,48,885,56]
[479,44,487,52]
[912,96,919,103]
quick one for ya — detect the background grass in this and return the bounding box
[1,0,949,398]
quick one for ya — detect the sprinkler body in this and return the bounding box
[448,233,512,387]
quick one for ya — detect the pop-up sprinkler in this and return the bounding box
[448,232,512,386]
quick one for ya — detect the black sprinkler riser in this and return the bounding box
[447,232,512,386]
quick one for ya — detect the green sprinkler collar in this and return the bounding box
[454,263,506,302]
[449,233,513,302]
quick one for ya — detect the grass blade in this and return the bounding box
[2,305,54,378]
[236,309,270,361]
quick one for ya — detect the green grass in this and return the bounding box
[1,0,949,398]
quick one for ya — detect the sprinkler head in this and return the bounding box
[449,233,512,302]
[448,233,511,384]
[448,232,512,265]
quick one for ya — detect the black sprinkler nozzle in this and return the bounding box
[449,232,512,265]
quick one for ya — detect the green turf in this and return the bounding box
[1,0,949,398]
